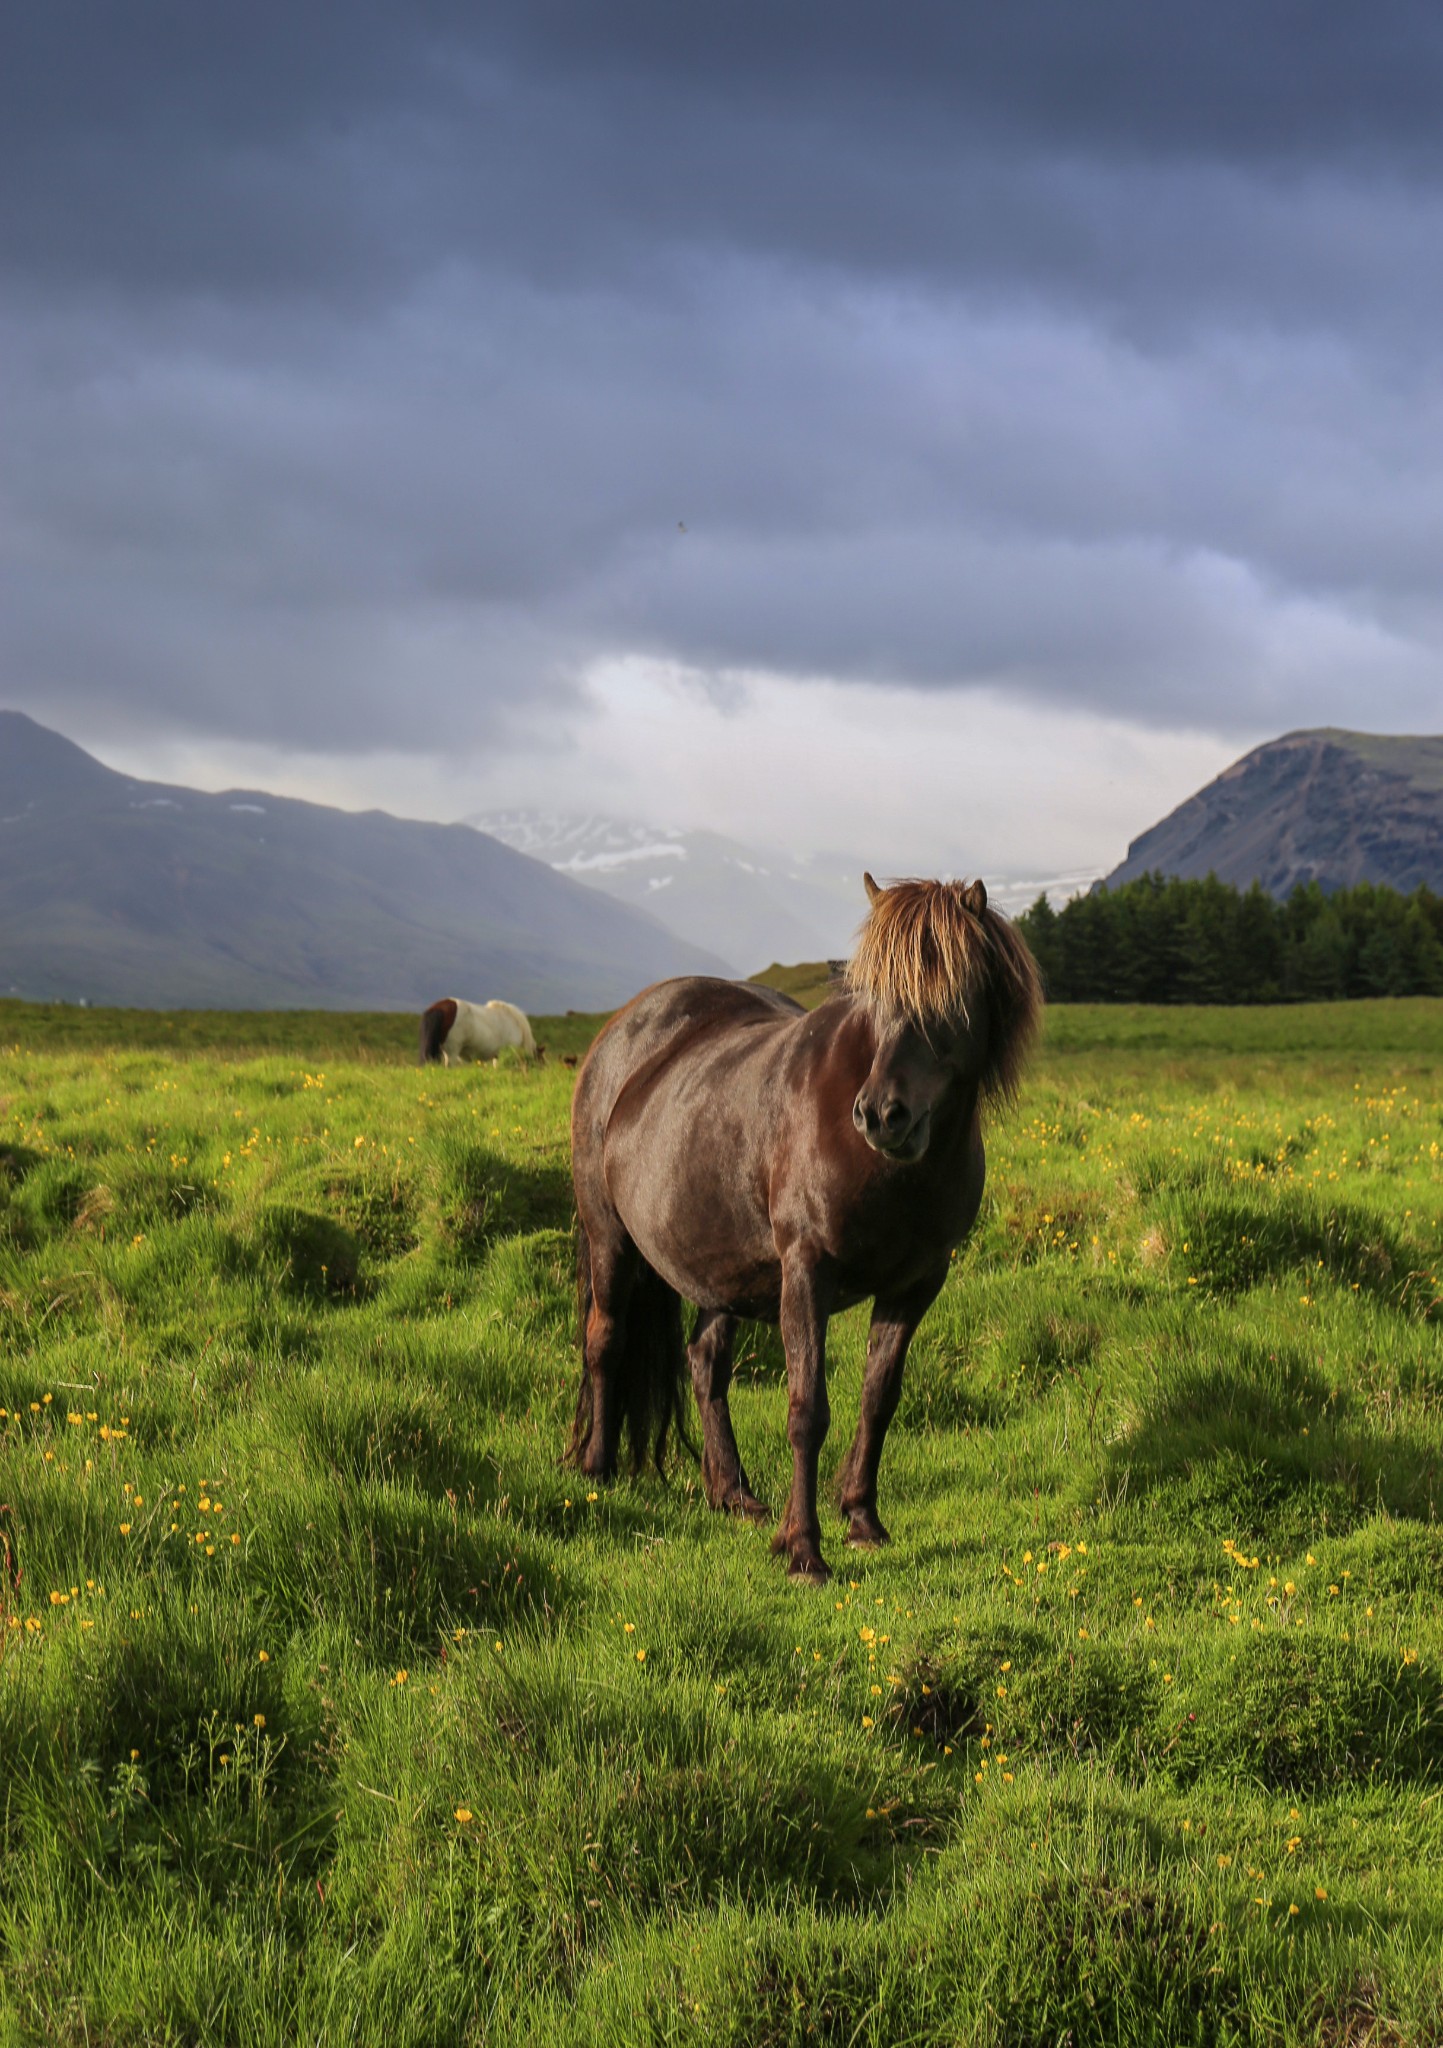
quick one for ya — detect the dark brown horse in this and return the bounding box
[567,874,1042,1581]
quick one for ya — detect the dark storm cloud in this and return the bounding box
[3,2,1442,758]
[9,4,1443,303]
[484,1,1443,161]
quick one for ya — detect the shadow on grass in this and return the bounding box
[901,1302,1108,1432]
[7,1601,337,1910]
[435,1142,574,1258]
[432,1646,968,1942]
[662,1845,1244,2048]
[895,1625,1158,1780]
[1140,1167,1434,1317]
[319,1166,420,1259]
[294,1380,507,1504]
[245,1485,576,1658]
[1110,1341,1443,1537]
[0,1141,43,1184]
[1167,1633,1443,1791]
[0,1144,44,1246]
[523,1492,690,1547]
[984,1183,1113,1269]
[221,1203,372,1303]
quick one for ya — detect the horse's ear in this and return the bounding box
[863,871,882,906]
[963,879,988,915]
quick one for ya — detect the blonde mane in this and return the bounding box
[844,876,1043,1101]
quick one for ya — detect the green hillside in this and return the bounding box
[749,959,838,1008]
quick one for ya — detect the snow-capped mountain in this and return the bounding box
[465,811,862,974]
[465,810,1094,974]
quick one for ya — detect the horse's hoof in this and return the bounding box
[728,1489,770,1523]
[787,1551,832,1585]
[844,1513,892,1549]
[773,1525,831,1581]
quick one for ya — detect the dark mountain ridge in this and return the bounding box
[0,711,728,1009]
[1102,728,1443,898]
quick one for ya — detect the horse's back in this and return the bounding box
[608,975,802,1042]
[484,998,536,1054]
[578,978,802,1117]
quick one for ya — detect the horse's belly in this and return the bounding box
[603,1088,780,1313]
[619,1166,781,1316]
[663,1246,782,1320]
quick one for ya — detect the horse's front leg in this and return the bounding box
[837,1265,949,1549]
[770,1250,834,1582]
[689,1309,768,1520]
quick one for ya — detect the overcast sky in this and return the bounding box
[4,2,1441,883]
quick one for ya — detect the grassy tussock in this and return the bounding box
[0,998,1441,2043]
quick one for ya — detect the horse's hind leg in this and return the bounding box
[575,1216,639,1480]
[689,1309,767,1520]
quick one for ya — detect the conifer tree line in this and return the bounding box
[1014,875,1443,1004]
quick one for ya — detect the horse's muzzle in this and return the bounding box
[853,1094,931,1163]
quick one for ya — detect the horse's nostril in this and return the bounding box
[883,1100,908,1132]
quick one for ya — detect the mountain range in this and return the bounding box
[469,809,1099,971]
[0,712,726,1010]
[465,811,863,974]
[5,711,1439,1012]
[1102,729,1443,898]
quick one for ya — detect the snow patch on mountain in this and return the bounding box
[466,810,1099,972]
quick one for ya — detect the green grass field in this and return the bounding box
[2,995,1441,2046]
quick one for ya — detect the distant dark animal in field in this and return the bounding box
[418,996,539,1066]
[568,873,1042,1581]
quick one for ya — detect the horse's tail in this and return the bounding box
[418,998,455,1065]
[518,1012,538,1058]
[568,1214,691,1475]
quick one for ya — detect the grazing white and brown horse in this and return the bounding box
[419,997,540,1065]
